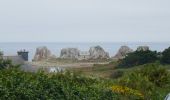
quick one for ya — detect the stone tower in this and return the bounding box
[17,49,29,61]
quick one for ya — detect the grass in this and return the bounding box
[70,61,117,78]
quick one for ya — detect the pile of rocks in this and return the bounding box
[89,46,109,59]
[32,45,150,61]
[32,45,110,61]
[33,46,55,61]
[114,46,133,59]
[60,48,80,59]
[60,46,109,60]
[113,45,150,59]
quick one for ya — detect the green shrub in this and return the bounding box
[119,50,158,67]
[110,70,124,79]
[0,59,18,70]
[140,64,170,87]
[117,63,170,99]
[0,68,118,100]
[0,63,170,99]
[0,68,157,100]
[161,47,170,64]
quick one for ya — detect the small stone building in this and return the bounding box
[78,51,90,60]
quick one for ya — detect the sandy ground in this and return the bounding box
[21,60,111,72]
[31,61,110,68]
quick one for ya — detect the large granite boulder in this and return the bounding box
[114,46,133,59]
[60,48,80,59]
[89,46,109,59]
[137,46,149,51]
[33,46,53,61]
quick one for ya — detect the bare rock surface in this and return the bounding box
[137,46,149,51]
[33,46,54,61]
[60,48,80,59]
[114,46,133,59]
[89,46,109,59]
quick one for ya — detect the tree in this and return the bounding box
[161,47,170,64]
[0,50,17,69]
[0,50,3,58]
[119,50,158,67]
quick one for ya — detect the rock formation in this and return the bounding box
[89,46,109,59]
[114,46,133,59]
[137,46,149,51]
[60,48,80,59]
[59,46,110,60]
[33,46,54,61]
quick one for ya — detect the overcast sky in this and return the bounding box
[0,0,170,42]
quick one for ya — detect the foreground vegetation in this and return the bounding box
[119,47,170,67]
[0,62,169,100]
[0,47,170,99]
[0,67,146,100]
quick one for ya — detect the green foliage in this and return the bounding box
[0,50,3,57]
[0,63,170,99]
[119,50,158,67]
[0,59,18,70]
[0,68,119,100]
[110,70,124,79]
[140,64,170,87]
[0,50,13,69]
[117,63,170,99]
[0,50,19,70]
[161,47,170,64]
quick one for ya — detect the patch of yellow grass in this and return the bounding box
[111,85,144,99]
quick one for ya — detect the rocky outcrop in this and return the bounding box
[137,46,149,51]
[114,46,133,59]
[33,46,54,61]
[60,48,80,59]
[59,46,110,60]
[89,46,109,59]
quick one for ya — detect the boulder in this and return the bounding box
[137,46,149,51]
[33,46,53,61]
[60,48,80,59]
[89,46,109,59]
[114,46,133,59]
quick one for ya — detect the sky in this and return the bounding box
[0,0,170,42]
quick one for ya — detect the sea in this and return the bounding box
[0,42,170,61]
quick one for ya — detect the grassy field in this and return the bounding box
[70,61,170,79]
[70,61,118,78]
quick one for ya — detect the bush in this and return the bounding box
[140,64,170,87]
[0,50,3,57]
[119,50,158,67]
[161,47,170,64]
[117,63,170,99]
[0,59,19,70]
[110,70,124,79]
[1,68,160,100]
[0,68,119,100]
